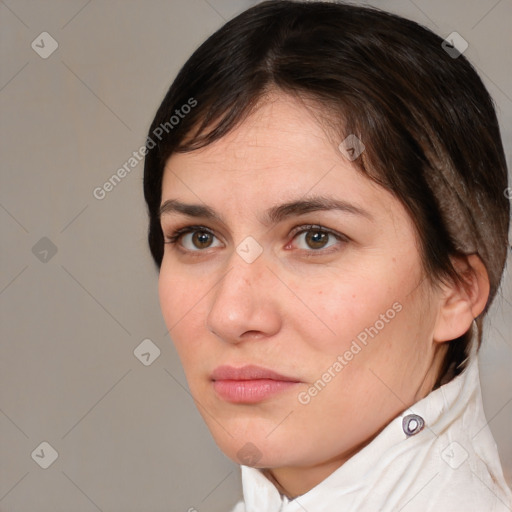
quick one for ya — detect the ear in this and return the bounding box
[433,254,490,343]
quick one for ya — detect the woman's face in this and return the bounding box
[158,94,445,474]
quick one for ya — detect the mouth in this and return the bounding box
[211,365,301,404]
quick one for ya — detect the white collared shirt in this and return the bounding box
[231,355,512,511]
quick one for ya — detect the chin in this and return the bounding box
[203,418,292,467]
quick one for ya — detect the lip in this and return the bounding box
[211,365,301,403]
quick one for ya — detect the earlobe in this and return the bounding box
[433,254,490,343]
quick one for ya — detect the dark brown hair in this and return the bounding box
[143,0,509,381]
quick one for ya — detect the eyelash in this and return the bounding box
[163,224,348,256]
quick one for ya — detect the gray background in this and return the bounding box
[0,0,511,511]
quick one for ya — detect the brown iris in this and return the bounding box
[305,230,329,249]
[192,231,213,249]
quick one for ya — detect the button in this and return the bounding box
[402,414,425,436]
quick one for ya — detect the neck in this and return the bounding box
[262,436,373,498]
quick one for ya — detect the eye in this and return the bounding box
[289,225,346,252]
[164,224,347,255]
[164,226,222,251]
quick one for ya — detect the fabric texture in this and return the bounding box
[230,351,512,511]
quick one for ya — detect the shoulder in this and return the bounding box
[393,444,512,512]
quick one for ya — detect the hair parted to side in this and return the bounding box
[143,0,509,382]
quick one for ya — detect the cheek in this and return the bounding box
[291,265,406,354]
[158,267,205,354]
[158,269,178,324]
[158,257,201,317]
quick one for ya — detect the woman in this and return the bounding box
[143,1,511,510]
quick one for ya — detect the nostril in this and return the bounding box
[240,330,266,339]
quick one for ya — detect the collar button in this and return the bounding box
[402,414,425,436]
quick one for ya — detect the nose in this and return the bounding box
[206,257,282,344]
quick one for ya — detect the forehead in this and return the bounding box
[161,95,397,220]
[172,97,334,167]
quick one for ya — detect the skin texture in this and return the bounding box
[158,94,489,498]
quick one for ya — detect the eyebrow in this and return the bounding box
[159,196,373,225]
